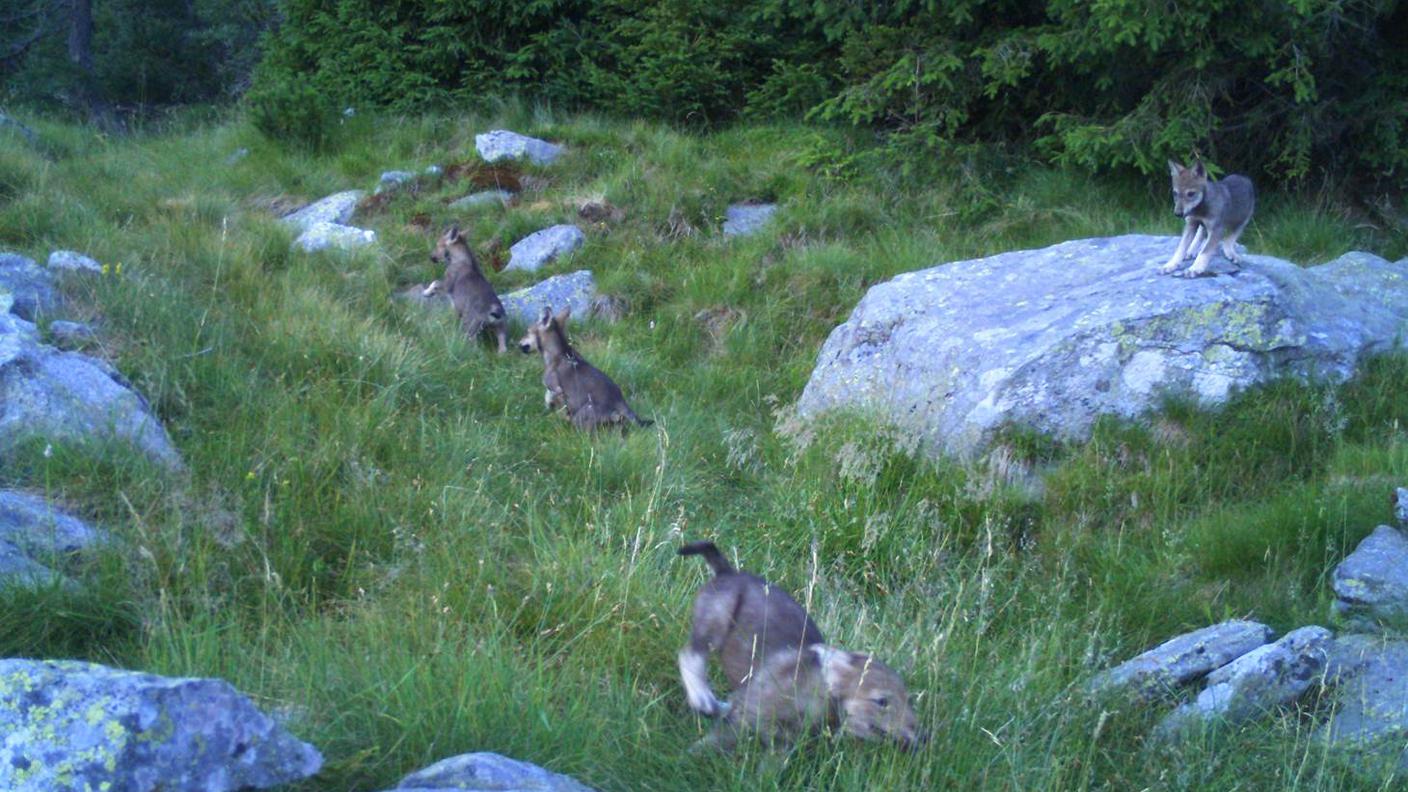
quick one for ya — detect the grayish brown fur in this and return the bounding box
[677,541,923,751]
[518,305,652,432]
[425,225,507,353]
[1161,159,1256,278]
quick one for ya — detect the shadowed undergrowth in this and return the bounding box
[1,106,1406,790]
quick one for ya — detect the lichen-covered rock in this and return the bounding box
[501,270,595,326]
[1088,619,1273,700]
[475,130,564,166]
[0,315,182,470]
[0,490,108,589]
[798,236,1408,459]
[0,658,323,791]
[1156,626,1332,738]
[47,250,102,274]
[280,190,364,234]
[722,203,776,237]
[294,221,377,253]
[506,225,584,273]
[448,190,512,210]
[0,253,59,321]
[385,752,592,792]
[1332,525,1408,632]
[1395,488,1408,529]
[1322,634,1408,772]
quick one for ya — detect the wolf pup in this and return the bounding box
[518,305,653,432]
[1160,159,1256,278]
[677,541,923,751]
[424,225,508,353]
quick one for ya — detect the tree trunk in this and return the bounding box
[67,0,92,73]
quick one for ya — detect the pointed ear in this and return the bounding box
[554,304,572,326]
[810,644,860,692]
[538,305,552,325]
[1192,159,1206,177]
[1167,160,1182,177]
[447,224,461,242]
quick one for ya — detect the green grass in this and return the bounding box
[1,104,1407,790]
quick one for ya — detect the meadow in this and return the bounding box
[1,105,1406,790]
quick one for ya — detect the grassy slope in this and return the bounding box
[1,107,1407,791]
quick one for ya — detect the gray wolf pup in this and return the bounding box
[518,305,652,432]
[677,541,924,751]
[424,225,508,353]
[1160,159,1255,278]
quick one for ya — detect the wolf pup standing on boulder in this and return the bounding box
[518,305,652,432]
[676,541,924,751]
[1160,159,1255,278]
[424,225,508,353]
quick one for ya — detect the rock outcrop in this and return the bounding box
[449,190,513,210]
[1156,626,1331,737]
[0,490,107,589]
[0,253,59,321]
[1333,525,1408,631]
[507,225,584,273]
[1323,634,1408,772]
[475,130,564,166]
[799,236,1408,458]
[0,659,322,791]
[294,221,377,253]
[0,310,181,469]
[382,752,591,792]
[1088,619,1273,700]
[47,250,102,274]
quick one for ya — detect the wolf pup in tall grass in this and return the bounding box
[1160,159,1256,278]
[676,541,923,751]
[424,225,508,353]
[518,305,652,432]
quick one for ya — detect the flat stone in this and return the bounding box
[46,250,102,274]
[1088,619,1274,700]
[722,203,777,237]
[0,253,58,321]
[377,170,416,193]
[294,222,377,253]
[475,130,564,166]
[798,236,1408,459]
[501,270,595,326]
[1322,634,1408,772]
[280,190,364,234]
[386,752,592,792]
[506,225,584,273]
[449,190,513,210]
[0,658,323,791]
[1333,525,1408,632]
[1156,625,1332,738]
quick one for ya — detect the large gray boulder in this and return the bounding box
[475,130,564,166]
[798,236,1408,458]
[1323,634,1408,772]
[501,270,595,326]
[1332,525,1408,631]
[0,253,59,321]
[294,221,377,253]
[0,490,108,589]
[383,752,592,792]
[1156,625,1332,738]
[0,659,323,791]
[280,190,364,234]
[1088,619,1273,700]
[722,203,777,237]
[0,312,182,469]
[506,225,584,273]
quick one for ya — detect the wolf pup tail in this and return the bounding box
[678,541,733,576]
